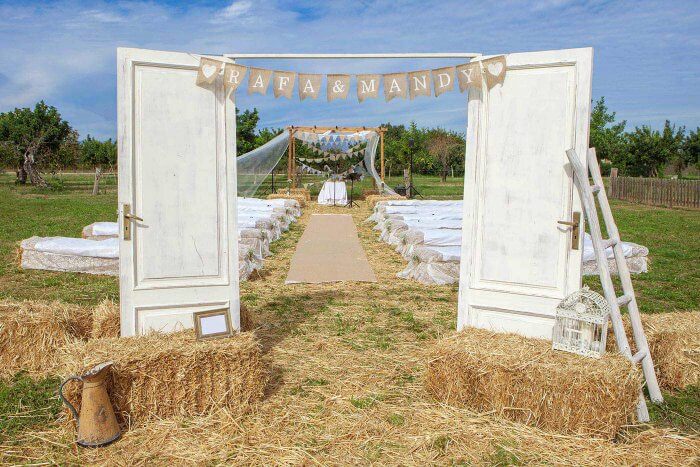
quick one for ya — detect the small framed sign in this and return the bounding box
[193,309,233,341]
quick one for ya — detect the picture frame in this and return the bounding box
[193,309,233,341]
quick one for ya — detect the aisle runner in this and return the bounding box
[286,214,377,284]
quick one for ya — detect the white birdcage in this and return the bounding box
[552,286,610,358]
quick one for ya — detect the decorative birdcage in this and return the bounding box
[552,286,610,358]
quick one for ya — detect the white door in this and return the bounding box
[457,48,592,339]
[117,48,239,336]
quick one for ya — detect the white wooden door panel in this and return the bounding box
[118,48,239,336]
[458,48,592,339]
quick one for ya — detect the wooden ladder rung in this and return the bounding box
[617,294,633,306]
[601,238,618,249]
[632,348,648,364]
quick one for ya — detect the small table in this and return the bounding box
[317,180,348,206]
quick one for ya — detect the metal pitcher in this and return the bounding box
[59,361,121,448]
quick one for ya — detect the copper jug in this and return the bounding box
[59,361,121,447]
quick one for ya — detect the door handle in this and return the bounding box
[124,213,144,222]
[557,211,581,250]
[122,204,143,241]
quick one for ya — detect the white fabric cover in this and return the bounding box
[582,233,648,261]
[21,236,119,276]
[91,222,119,237]
[35,237,119,258]
[317,180,348,205]
[370,200,650,285]
[25,196,302,280]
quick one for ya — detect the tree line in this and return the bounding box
[591,98,699,178]
[236,108,467,182]
[2,100,697,188]
[0,101,116,188]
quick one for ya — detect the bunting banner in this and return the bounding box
[432,66,455,97]
[456,62,482,91]
[299,163,326,175]
[298,74,322,100]
[482,56,507,89]
[383,73,408,102]
[223,63,248,94]
[196,55,507,101]
[248,68,272,95]
[357,74,381,103]
[408,70,432,100]
[327,74,351,101]
[273,71,296,98]
[196,58,223,86]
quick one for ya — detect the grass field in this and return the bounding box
[0,172,698,462]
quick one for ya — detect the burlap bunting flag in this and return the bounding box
[357,74,380,103]
[408,70,432,100]
[196,56,508,101]
[248,68,272,95]
[273,71,296,99]
[327,74,351,101]
[384,73,408,102]
[482,56,507,89]
[196,58,223,86]
[456,62,482,92]
[298,74,322,100]
[432,66,455,97]
[223,63,247,94]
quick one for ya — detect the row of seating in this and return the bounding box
[368,199,649,285]
[20,197,302,281]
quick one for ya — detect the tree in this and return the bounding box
[589,97,627,169]
[80,135,117,194]
[425,128,464,182]
[0,101,74,187]
[623,121,684,177]
[682,128,700,173]
[236,108,260,155]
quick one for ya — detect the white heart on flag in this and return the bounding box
[202,64,218,79]
[487,62,504,77]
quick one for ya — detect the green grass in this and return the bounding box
[0,173,118,305]
[583,200,700,313]
[648,386,700,434]
[0,373,61,442]
[256,173,465,199]
[0,171,698,443]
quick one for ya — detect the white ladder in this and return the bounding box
[566,148,663,422]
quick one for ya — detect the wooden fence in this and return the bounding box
[608,176,700,209]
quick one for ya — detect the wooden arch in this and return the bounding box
[286,125,386,188]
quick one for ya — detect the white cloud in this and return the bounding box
[0,0,698,139]
[217,1,252,19]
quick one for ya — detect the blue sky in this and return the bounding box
[0,0,698,140]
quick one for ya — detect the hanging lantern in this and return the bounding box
[552,286,610,358]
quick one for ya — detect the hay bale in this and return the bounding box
[91,299,120,339]
[58,331,268,427]
[239,303,256,332]
[276,187,310,201]
[267,193,306,208]
[365,194,406,208]
[0,299,93,378]
[608,312,700,391]
[644,311,700,390]
[426,328,642,439]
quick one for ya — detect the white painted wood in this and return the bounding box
[584,147,661,403]
[567,148,663,420]
[458,48,593,339]
[223,53,481,59]
[117,48,239,336]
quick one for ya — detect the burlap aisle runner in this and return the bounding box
[286,214,377,284]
